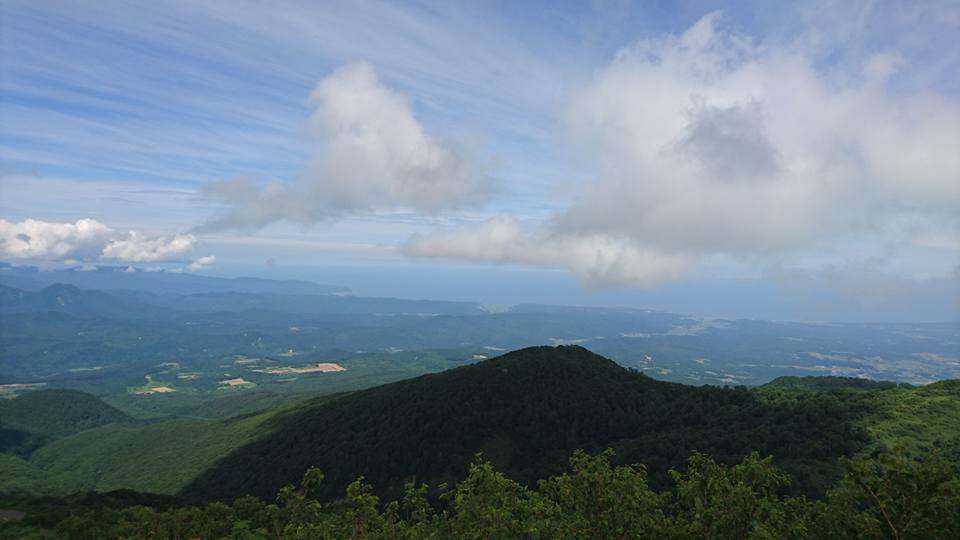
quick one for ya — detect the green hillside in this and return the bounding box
[182,346,873,502]
[0,389,131,440]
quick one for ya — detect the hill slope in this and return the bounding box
[0,389,132,441]
[183,346,871,502]
[21,394,331,496]
[30,415,269,495]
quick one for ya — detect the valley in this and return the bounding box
[1,268,958,537]
[2,266,957,425]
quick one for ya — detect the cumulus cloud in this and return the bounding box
[0,217,213,265]
[0,218,112,260]
[405,12,960,286]
[403,215,690,287]
[201,62,484,230]
[186,255,216,272]
[101,231,196,262]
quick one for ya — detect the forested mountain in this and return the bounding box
[182,346,876,502]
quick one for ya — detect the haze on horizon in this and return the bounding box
[1,0,958,322]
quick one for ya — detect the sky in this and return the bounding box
[1,0,958,321]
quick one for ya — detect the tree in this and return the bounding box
[539,449,668,539]
[816,448,960,540]
[669,452,809,540]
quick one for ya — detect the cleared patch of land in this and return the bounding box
[252,362,346,375]
[131,386,176,395]
[220,378,254,388]
[0,383,47,399]
[128,375,177,395]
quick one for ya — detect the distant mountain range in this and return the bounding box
[0,263,347,296]
[0,282,484,320]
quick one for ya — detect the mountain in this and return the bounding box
[181,346,872,502]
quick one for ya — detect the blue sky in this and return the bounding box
[1,0,958,321]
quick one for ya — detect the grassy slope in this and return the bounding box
[758,377,960,471]
[865,379,960,462]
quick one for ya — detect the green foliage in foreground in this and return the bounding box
[3,448,957,540]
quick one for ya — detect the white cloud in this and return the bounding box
[0,218,112,260]
[201,62,485,230]
[186,255,216,272]
[0,217,206,264]
[403,215,689,287]
[405,13,960,286]
[101,231,196,262]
